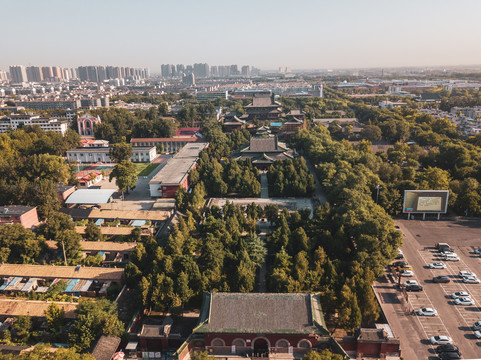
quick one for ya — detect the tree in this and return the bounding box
[0,344,94,359]
[109,139,133,163]
[69,299,124,350]
[109,160,137,194]
[191,352,215,360]
[13,315,32,344]
[39,211,75,240]
[0,224,41,263]
[84,221,104,242]
[45,302,65,336]
[302,350,344,360]
[360,125,382,142]
[57,229,82,263]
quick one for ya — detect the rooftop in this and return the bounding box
[0,299,77,319]
[195,293,328,335]
[0,264,124,282]
[65,189,116,205]
[46,240,137,253]
[89,209,170,221]
[0,206,36,217]
[150,142,208,186]
[91,336,121,360]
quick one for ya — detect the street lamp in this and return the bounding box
[375,184,382,204]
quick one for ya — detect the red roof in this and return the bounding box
[176,127,200,136]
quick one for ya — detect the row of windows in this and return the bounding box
[210,338,311,349]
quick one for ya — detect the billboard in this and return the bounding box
[403,190,449,214]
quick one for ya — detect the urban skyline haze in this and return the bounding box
[3,0,481,71]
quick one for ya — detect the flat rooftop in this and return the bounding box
[65,189,116,205]
[150,142,208,186]
[46,240,137,253]
[89,209,170,221]
[0,299,78,319]
[0,264,124,282]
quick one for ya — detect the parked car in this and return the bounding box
[451,291,469,299]
[430,335,453,345]
[474,248,481,255]
[430,262,447,269]
[436,243,451,251]
[397,264,413,272]
[400,270,414,277]
[473,321,481,330]
[463,276,480,284]
[433,276,450,283]
[459,270,476,278]
[441,248,455,254]
[405,284,423,292]
[454,297,474,306]
[474,330,481,339]
[396,249,404,259]
[438,352,461,359]
[417,307,438,316]
[435,344,459,353]
[393,261,408,267]
[403,280,418,286]
[443,254,460,261]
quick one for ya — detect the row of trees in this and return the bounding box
[267,158,315,197]
[0,127,80,218]
[126,202,267,312]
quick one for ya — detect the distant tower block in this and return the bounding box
[77,113,101,136]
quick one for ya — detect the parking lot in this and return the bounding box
[375,218,481,359]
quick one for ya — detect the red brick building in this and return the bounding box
[341,327,401,359]
[0,206,40,229]
[176,293,348,360]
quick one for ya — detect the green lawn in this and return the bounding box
[136,163,160,176]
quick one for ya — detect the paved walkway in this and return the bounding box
[305,159,328,205]
[260,173,269,199]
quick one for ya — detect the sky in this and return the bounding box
[2,0,481,72]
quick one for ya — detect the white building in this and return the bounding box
[0,115,69,134]
[66,146,156,163]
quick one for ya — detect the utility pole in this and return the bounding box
[375,184,382,204]
[61,240,68,266]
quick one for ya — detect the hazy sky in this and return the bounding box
[2,0,481,71]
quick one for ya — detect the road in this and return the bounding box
[305,158,327,205]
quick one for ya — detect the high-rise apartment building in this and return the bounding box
[193,63,210,78]
[161,64,174,78]
[26,66,43,82]
[241,65,251,78]
[9,65,28,83]
[42,66,53,80]
[52,66,63,80]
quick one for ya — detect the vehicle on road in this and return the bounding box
[435,344,459,353]
[430,335,453,345]
[403,280,418,286]
[463,276,480,284]
[400,270,414,277]
[475,330,481,339]
[459,270,476,278]
[417,307,438,316]
[405,284,423,292]
[429,262,446,269]
[451,291,469,299]
[433,276,450,283]
[438,352,461,359]
[473,321,481,330]
[454,297,474,306]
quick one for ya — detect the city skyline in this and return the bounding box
[2,0,481,71]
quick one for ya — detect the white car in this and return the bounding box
[474,248,481,255]
[430,335,453,345]
[463,276,481,284]
[475,330,481,339]
[417,307,438,316]
[455,297,474,306]
[473,321,481,330]
[429,262,446,269]
[459,271,477,278]
[444,254,460,261]
[403,280,419,286]
[451,291,470,299]
[400,270,414,277]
